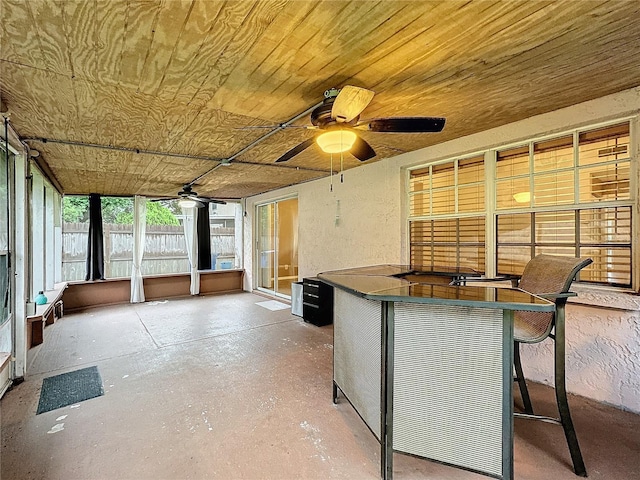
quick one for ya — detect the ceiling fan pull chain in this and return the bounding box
[330,153,333,192]
[340,149,344,183]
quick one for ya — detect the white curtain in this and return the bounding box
[130,196,147,303]
[182,207,200,295]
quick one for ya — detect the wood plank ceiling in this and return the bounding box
[1,0,640,199]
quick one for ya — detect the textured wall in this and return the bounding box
[245,87,640,412]
[297,160,403,278]
[244,158,403,287]
[520,302,640,413]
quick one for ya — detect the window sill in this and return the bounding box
[570,284,640,311]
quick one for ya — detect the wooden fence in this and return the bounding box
[62,223,236,281]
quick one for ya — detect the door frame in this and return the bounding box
[254,194,298,299]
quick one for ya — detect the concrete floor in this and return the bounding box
[1,292,639,480]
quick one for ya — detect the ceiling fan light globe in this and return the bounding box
[316,130,357,153]
[178,198,198,209]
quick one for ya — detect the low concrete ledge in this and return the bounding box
[63,269,244,312]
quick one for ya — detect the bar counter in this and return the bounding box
[318,265,554,480]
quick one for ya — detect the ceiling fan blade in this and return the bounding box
[331,86,375,123]
[235,125,309,130]
[358,117,446,133]
[201,198,227,205]
[350,136,376,162]
[185,195,205,207]
[274,137,316,162]
[184,195,226,206]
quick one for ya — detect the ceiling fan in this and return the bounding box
[274,86,446,163]
[176,185,226,208]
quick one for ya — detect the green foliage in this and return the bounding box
[145,201,180,226]
[117,201,179,226]
[62,196,89,222]
[62,196,179,226]
[101,197,133,224]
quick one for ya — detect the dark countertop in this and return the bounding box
[318,265,554,312]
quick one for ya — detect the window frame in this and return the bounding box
[407,154,488,274]
[406,116,638,291]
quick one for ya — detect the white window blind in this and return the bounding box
[410,156,485,217]
[408,120,634,289]
[410,218,486,272]
[409,156,485,272]
[495,122,632,287]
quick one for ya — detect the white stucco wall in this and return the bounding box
[243,158,404,288]
[523,302,640,412]
[244,86,640,412]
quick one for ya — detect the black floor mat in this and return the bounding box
[37,366,104,414]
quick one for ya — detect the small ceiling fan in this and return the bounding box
[274,86,446,163]
[177,185,226,208]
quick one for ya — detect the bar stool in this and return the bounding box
[512,255,592,477]
[453,254,592,476]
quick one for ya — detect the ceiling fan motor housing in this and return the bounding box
[310,100,335,127]
[310,97,359,128]
[179,185,197,196]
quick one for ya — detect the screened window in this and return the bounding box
[496,207,631,286]
[103,197,135,278]
[63,196,187,280]
[62,197,242,280]
[209,202,241,269]
[496,145,530,209]
[578,123,630,203]
[61,196,90,281]
[410,156,484,215]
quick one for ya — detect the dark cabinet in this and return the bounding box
[302,277,333,326]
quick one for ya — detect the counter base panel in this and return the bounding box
[393,303,505,477]
[333,289,382,440]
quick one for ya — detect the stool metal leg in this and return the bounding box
[514,341,534,414]
[554,305,587,477]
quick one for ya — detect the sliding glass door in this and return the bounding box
[256,197,298,298]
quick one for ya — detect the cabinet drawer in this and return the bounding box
[303,303,332,326]
[302,277,333,326]
[303,291,328,308]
